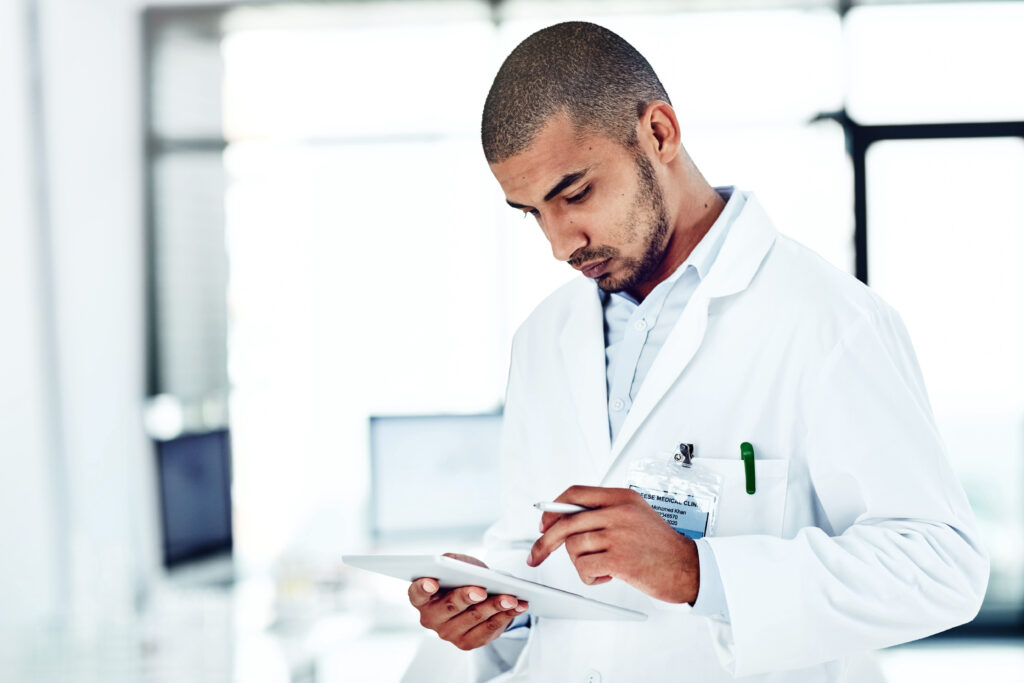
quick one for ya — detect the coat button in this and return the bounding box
[583,670,602,683]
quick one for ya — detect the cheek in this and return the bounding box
[597,201,637,240]
[611,207,644,247]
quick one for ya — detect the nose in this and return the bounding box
[544,213,588,262]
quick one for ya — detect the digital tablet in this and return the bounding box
[343,554,647,621]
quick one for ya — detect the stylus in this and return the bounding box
[533,502,592,514]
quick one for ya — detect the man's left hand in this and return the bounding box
[527,485,699,604]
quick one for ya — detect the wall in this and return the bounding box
[0,0,221,631]
[0,0,62,629]
[37,0,152,625]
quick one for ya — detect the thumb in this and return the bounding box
[443,552,488,568]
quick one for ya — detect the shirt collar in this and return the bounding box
[687,186,742,280]
[599,186,744,306]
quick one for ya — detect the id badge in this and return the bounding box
[627,444,723,540]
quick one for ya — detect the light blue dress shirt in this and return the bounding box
[601,186,744,621]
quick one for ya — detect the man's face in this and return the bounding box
[489,114,670,295]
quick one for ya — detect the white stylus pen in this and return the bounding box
[533,502,592,514]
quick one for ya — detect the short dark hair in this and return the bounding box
[481,21,671,164]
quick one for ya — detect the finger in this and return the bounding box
[529,508,611,567]
[565,530,609,562]
[408,577,441,608]
[436,594,519,642]
[454,609,518,651]
[540,486,638,533]
[539,509,593,533]
[532,510,609,566]
[539,510,564,534]
[553,485,636,508]
[418,585,487,629]
[574,551,614,585]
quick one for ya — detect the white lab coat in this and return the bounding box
[474,194,989,682]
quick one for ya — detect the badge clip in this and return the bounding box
[673,443,694,467]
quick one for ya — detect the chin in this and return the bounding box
[595,273,630,294]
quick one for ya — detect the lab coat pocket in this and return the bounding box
[699,458,789,537]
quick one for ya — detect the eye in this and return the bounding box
[565,185,592,204]
[523,208,540,219]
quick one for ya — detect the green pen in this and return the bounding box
[740,442,756,494]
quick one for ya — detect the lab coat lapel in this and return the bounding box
[600,294,710,477]
[559,283,612,482]
[600,194,778,480]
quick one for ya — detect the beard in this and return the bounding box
[572,150,671,295]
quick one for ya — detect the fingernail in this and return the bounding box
[423,580,437,593]
[526,553,535,567]
[515,604,527,613]
[500,598,515,609]
[538,520,544,533]
[469,590,486,602]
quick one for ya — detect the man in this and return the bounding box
[407,21,988,681]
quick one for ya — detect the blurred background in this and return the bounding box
[1,0,1023,680]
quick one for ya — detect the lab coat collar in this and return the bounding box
[697,191,777,300]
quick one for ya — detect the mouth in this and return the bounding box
[578,258,611,279]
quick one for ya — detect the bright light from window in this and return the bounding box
[846,2,1024,124]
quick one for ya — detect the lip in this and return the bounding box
[579,258,611,279]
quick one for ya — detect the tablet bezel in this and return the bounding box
[343,553,647,621]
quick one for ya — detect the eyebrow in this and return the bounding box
[505,168,590,210]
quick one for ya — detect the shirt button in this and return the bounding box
[634,319,648,332]
[584,670,602,683]
[611,399,625,412]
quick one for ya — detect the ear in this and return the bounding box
[638,100,681,164]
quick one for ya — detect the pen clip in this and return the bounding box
[741,442,756,495]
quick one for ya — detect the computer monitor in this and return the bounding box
[154,429,233,568]
[369,412,503,542]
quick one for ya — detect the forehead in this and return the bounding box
[488,114,627,202]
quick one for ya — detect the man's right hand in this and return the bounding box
[408,565,528,651]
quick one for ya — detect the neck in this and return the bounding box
[627,184,726,302]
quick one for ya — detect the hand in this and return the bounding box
[528,486,700,604]
[407,553,529,651]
